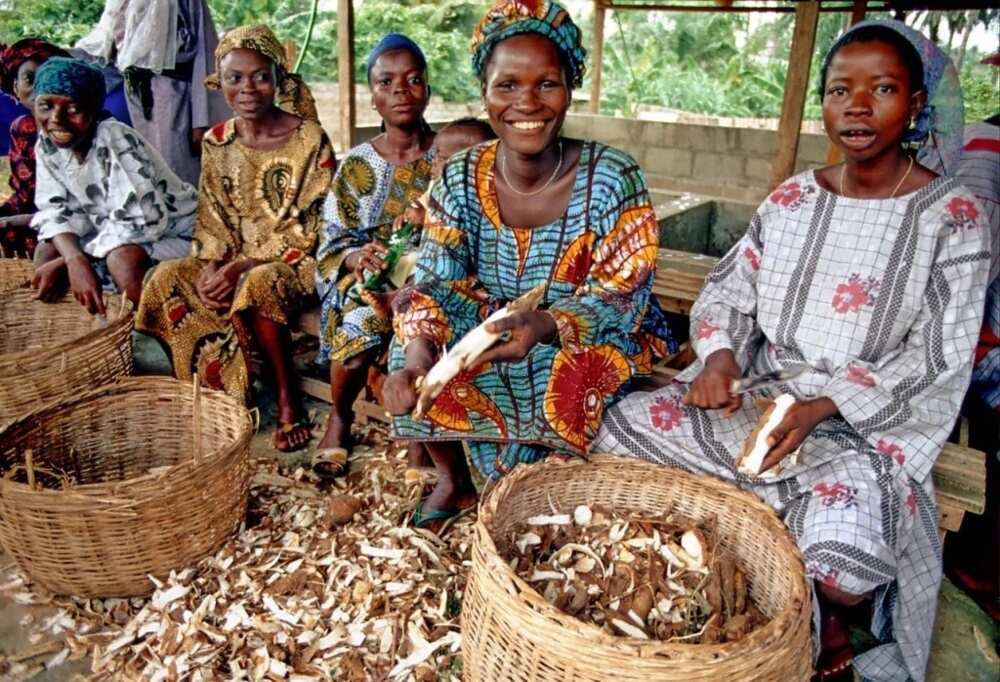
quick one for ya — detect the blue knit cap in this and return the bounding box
[366,33,427,82]
[33,57,106,113]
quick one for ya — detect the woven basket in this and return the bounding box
[462,455,813,681]
[0,289,133,423]
[0,377,253,597]
[0,257,33,292]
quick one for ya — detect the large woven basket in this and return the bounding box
[0,377,253,597]
[462,455,813,681]
[0,289,133,423]
[0,257,33,292]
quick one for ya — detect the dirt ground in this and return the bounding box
[1,335,997,681]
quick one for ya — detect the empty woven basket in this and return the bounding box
[462,455,813,681]
[0,377,253,597]
[0,257,33,293]
[0,290,132,423]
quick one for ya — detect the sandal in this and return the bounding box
[312,446,350,479]
[411,495,475,535]
[273,421,312,453]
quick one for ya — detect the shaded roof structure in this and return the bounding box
[333,0,991,189]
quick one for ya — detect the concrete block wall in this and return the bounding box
[562,113,829,204]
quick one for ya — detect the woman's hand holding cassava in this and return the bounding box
[383,367,427,416]
[684,348,742,415]
[758,397,838,473]
[383,338,437,416]
[477,310,557,365]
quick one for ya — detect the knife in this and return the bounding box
[729,364,809,395]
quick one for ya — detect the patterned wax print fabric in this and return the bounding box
[594,170,991,682]
[315,141,435,364]
[31,118,195,262]
[0,115,39,256]
[390,140,661,480]
[470,0,587,88]
[135,118,334,401]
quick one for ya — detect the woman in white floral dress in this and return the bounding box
[594,22,990,682]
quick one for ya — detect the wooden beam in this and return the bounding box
[337,0,356,153]
[825,0,868,166]
[589,0,606,114]
[768,1,820,191]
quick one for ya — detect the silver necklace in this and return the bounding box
[499,139,564,197]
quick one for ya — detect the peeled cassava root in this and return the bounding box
[503,506,766,643]
[412,282,547,420]
[737,393,800,478]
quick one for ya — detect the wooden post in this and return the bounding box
[825,0,868,166]
[768,1,820,191]
[337,0,356,152]
[589,0,606,114]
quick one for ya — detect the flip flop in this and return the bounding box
[273,420,312,453]
[312,446,350,479]
[411,495,475,534]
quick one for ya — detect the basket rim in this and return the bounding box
[0,290,132,366]
[0,376,253,499]
[473,454,810,656]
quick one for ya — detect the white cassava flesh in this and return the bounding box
[412,282,546,420]
[680,530,705,569]
[573,505,593,526]
[737,393,796,477]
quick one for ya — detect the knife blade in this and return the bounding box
[729,364,809,395]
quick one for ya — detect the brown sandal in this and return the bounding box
[273,421,312,453]
[312,446,350,479]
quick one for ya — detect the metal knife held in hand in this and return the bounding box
[729,364,808,395]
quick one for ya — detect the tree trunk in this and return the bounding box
[955,10,977,73]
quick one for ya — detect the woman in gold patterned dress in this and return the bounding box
[136,25,335,452]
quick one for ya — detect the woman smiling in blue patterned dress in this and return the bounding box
[381,1,671,532]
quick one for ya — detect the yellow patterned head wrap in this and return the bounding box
[206,24,319,122]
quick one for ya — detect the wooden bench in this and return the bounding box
[295,249,988,538]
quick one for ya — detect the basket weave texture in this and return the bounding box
[0,258,33,293]
[0,377,253,597]
[0,289,133,423]
[462,455,813,681]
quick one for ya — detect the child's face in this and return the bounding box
[821,40,924,164]
[34,93,95,148]
[432,126,492,178]
[13,59,41,108]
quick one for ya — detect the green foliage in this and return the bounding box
[0,0,102,46]
[1,0,995,125]
[961,59,1000,123]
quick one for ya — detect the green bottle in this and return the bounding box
[348,221,416,302]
